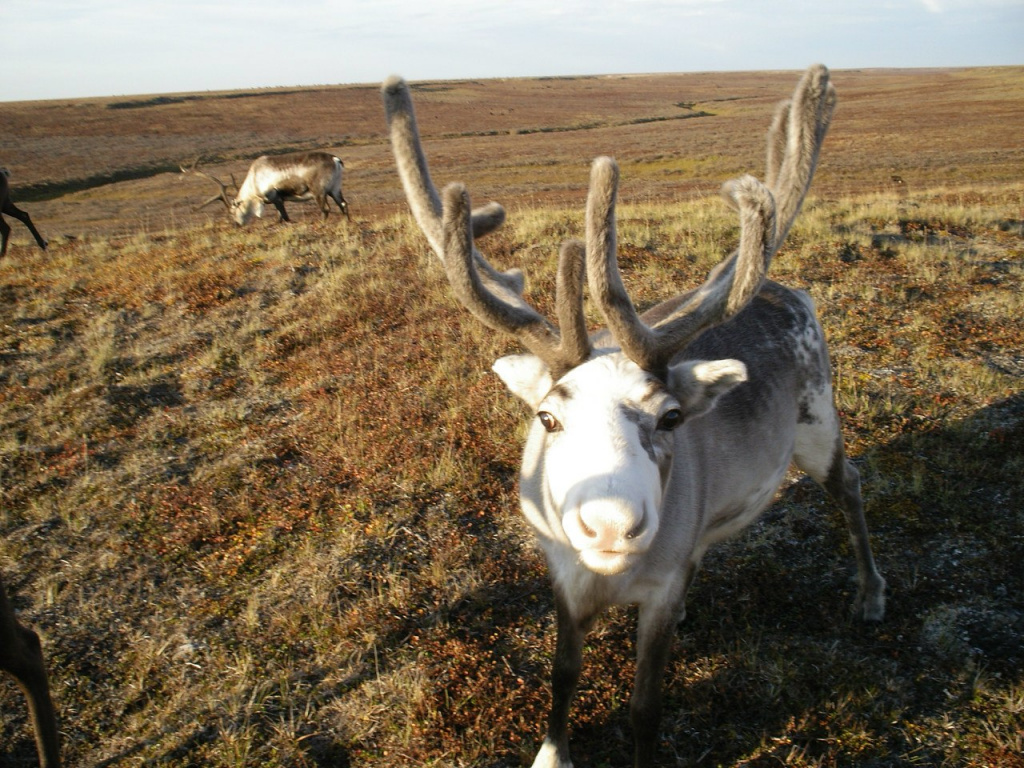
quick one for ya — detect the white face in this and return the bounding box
[494,351,747,577]
[498,353,682,576]
[231,199,260,226]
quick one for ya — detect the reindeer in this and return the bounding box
[1,169,48,259]
[1,573,60,768]
[384,64,885,768]
[182,151,350,225]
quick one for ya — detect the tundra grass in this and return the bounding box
[1,184,1022,767]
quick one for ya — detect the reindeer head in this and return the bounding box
[230,197,262,226]
[180,160,245,224]
[383,67,834,575]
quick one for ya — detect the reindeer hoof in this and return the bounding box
[856,576,886,622]
[531,739,573,768]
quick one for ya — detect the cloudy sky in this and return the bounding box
[2,0,1021,102]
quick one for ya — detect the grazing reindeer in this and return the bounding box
[384,64,885,768]
[1,573,60,768]
[0,169,48,259]
[182,151,350,225]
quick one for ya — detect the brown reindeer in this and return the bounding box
[0,169,48,259]
[1,573,60,767]
[182,152,350,225]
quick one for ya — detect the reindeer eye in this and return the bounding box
[657,408,683,431]
[537,411,562,433]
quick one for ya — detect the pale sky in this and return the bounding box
[2,0,1022,102]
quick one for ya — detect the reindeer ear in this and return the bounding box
[667,359,747,419]
[492,354,553,410]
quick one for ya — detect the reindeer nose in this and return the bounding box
[576,502,648,551]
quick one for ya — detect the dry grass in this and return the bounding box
[1,67,1023,767]
[3,66,1022,237]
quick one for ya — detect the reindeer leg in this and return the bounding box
[0,215,10,258]
[315,193,331,220]
[796,415,886,622]
[821,442,886,621]
[631,567,692,768]
[1,577,61,767]
[533,590,591,768]
[4,203,48,251]
[631,615,673,768]
[332,191,350,220]
[265,190,290,222]
[11,628,61,768]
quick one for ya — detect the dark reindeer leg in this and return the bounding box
[265,190,291,222]
[0,215,10,258]
[535,591,590,768]
[821,441,886,621]
[795,416,886,622]
[0,575,61,768]
[314,193,330,219]
[1,188,47,258]
[630,569,692,768]
[631,617,674,768]
[331,191,350,220]
[12,205,48,251]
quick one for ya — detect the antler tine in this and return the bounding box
[179,156,202,176]
[192,174,230,211]
[587,157,775,376]
[382,76,444,253]
[181,159,233,211]
[441,183,590,372]
[586,64,834,376]
[382,75,523,294]
[553,239,591,378]
[385,75,590,374]
[764,101,789,192]
[196,192,230,211]
[766,63,836,249]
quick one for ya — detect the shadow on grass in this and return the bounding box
[477,393,1023,766]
